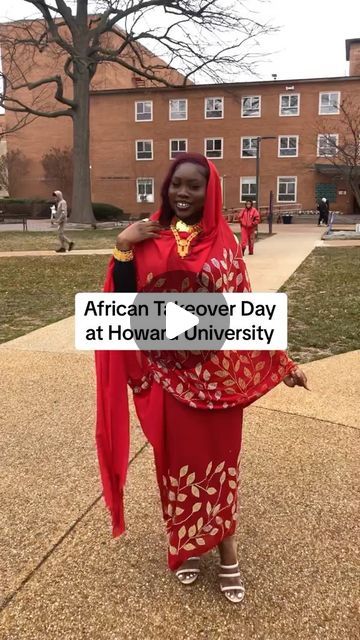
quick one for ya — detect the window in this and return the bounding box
[240,177,256,202]
[136,140,153,160]
[319,92,340,115]
[317,134,339,157]
[280,94,300,116]
[205,138,223,158]
[277,176,297,202]
[241,96,261,117]
[136,178,154,203]
[205,97,224,119]
[241,137,258,158]
[169,99,187,120]
[278,136,299,157]
[135,100,153,121]
[169,138,188,159]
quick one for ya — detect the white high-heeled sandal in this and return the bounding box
[218,562,245,603]
[175,557,201,585]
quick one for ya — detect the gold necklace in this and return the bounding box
[170,217,202,258]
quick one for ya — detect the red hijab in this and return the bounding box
[96,155,294,535]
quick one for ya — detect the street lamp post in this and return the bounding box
[255,136,276,213]
[222,174,227,209]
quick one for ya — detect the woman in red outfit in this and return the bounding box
[95,154,307,604]
[238,200,261,255]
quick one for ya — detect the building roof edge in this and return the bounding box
[345,38,360,60]
[90,75,360,97]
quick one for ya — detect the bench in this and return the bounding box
[0,211,28,231]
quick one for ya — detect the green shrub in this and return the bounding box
[0,198,51,218]
[0,198,126,221]
[92,202,125,221]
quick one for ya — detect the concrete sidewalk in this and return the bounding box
[1,225,358,640]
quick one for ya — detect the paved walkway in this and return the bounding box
[0,227,358,640]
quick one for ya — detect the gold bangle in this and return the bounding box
[113,246,134,262]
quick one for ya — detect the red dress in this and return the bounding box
[95,160,295,571]
[238,206,261,254]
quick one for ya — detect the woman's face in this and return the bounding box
[245,201,252,209]
[168,162,207,224]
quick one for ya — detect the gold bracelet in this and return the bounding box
[113,246,134,262]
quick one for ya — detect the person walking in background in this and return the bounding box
[317,198,329,226]
[238,200,260,255]
[51,190,74,253]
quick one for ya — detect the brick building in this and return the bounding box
[2,27,360,215]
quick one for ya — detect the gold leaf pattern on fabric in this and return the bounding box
[191,486,200,498]
[141,249,294,411]
[178,526,186,540]
[188,525,197,538]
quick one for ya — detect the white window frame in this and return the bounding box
[317,134,339,157]
[240,177,257,202]
[241,136,258,158]
[169,99,188,121]
[319,92,340,115]
[278,135,299,158]
[241,95,261,118]
[279,93,300,116]
[204,97,224,119]
[204,137,223,159]
[169,138,188,159]
[136,177,154,203]
[135,139,153,161]
[277,176,297,203]
[135,100,153,122]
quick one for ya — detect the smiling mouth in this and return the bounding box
[176,202,191,210]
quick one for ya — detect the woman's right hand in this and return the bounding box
[116,220,162,251]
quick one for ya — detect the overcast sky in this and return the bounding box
[1,0,359,81]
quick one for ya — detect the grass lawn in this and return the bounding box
[0,229,120,252]
[281,247,360,363]
[1,247,358,362]
[0,229,272,252]
[0,255,109,343]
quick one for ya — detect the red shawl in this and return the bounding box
[95,156,295,536]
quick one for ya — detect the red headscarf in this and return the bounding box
[96,155,295,535]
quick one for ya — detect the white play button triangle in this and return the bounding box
[165,302,199,340]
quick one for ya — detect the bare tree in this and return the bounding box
[0,0,274,224]
[41,145,73,199]
[0,148,30,194]
[317,98,360,208]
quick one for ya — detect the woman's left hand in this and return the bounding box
[283,367,309,390]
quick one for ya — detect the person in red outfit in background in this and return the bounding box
[238,200,260,255]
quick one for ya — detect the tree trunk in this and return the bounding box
[70,67,96,225]
[349,178,360,210]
